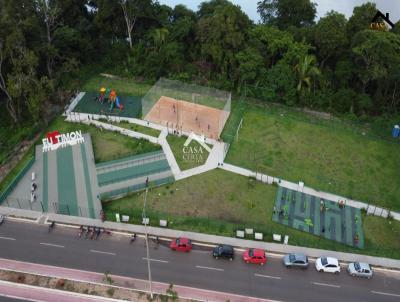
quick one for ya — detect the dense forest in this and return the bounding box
[0,0,400,139]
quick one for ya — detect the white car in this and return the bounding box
[315,257,340,274]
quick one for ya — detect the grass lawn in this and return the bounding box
[166,135,211,170]
[102,169,400,259]
[46,117,161,163]
[110,120,161,138]
[225,104,400,211]
[82,75,151,96]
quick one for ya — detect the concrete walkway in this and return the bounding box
[0,258,273,302]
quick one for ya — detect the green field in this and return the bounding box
[102,169,400,259]
[166,135,211,170]
[110,120,161,138]
[46,117,161,163]
[225,104,400,211]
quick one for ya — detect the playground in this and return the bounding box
[73,91,142,118]
[273,186,365,249]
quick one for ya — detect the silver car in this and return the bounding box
[347,262,373,279]
[283,253,309,268]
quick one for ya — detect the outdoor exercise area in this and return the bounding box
[73,91,142,118]
[273,187,365,249]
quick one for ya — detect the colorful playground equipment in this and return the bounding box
[98,87,124,112]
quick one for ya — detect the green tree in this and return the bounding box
[314,11,348,68]
[347,2,377,37]
[257,0,316,29]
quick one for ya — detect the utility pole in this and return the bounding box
[142,185,153,298]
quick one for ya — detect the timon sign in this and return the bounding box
[42,130,84,152]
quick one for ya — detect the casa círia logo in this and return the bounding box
[42,130,84,152]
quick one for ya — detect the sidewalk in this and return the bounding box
[0,258,274,302]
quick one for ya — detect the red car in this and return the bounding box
[170,237,193,252]
[243,248,267,265]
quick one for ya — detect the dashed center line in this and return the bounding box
[312,282,341,288]
[90,250,116,256]
[371,291,400,298]
[254,273,282,280]
[39,243,64,248]
[142,257,169,263]
[0,236,16,241]
[195,265,224,272]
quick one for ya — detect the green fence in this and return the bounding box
[0,157,35,204]
[100,176,175,200]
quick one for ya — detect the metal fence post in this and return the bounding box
[17,199,21,209]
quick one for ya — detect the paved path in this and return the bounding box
[0,219,399,302]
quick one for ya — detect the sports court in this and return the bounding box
[273,187,365,249]
[73,92,142,118]
[142,78,231,139]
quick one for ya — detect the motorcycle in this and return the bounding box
[90,227,95,240]
[84,226,90,239]
[130,233,137,244]
[48,221,55,233]
[94,227,101,240]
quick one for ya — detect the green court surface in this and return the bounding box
[74,92,142,118]
[273,187,364,249]
[97,159,171,187]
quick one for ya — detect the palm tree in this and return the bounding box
[150,28,169,51]
[294,55,320,93]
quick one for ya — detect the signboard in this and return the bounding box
[42,130,84,152]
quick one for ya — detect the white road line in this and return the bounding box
[371,291,400,298]
[312,282,341,288]
[90,250,116,256]
[0,236,16,241]
[254,273,282,280]
[195,265,224,272]
[142,257,169,263]
[39,243,64,248]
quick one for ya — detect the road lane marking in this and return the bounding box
[142,257,168,263]
[39,243,64,248]
[312,282,341,288]
[371,291,400,298]
[90,250,116,256]
[254,273,282,280]
[195,265,224,272]
[0,236,16,241]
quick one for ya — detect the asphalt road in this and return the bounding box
[0,220,399,302]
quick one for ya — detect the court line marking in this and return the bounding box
[195,265,224,272]
[39,243,65,248]
[0,236,16,241]
[312,282,341,288]
[255,273,282,280]
[142,257,169,263]
[90,250,116,256]
[371,291,400,298]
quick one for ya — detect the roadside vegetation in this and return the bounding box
[102,169,400,260]
[109,120,161,138]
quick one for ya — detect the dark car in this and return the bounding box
[282,253,309,268]
[213,245,234,260]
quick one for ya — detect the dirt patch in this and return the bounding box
[0,270,188,302]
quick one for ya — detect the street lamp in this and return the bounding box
[142,180,153,298]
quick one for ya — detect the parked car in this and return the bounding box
[243,248,267,265]
[0,214,4,225]
[213,245,234,260]
[169,237,192,252]
[347,262,373,279]
[282,253,309,268]
[315,257,340,274]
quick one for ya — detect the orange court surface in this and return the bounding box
[144,96,229,139]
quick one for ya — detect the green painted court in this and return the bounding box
[273,186,365,249]
[73,92,142,118]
